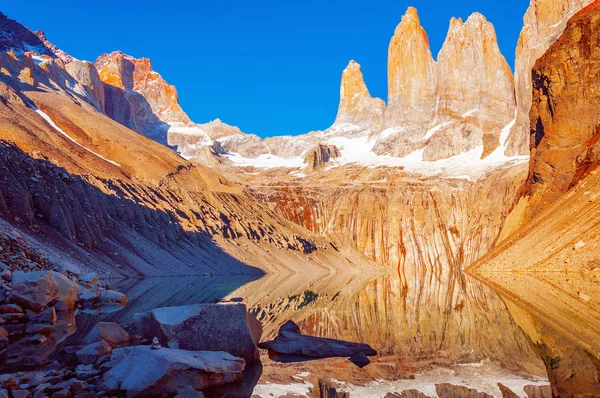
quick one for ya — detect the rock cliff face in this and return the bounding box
[504,0,595,156]
[94,51,193,142]
[249,164,526,273]
[472,2,600,395]
[304,144,341,171]
[425,14,515,161]
[333,60,385,133]
[373,10,516,161]
[385,8,437,130]
[503,0,600,229]
[65,60,105,111]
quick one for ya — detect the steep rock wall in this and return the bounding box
[249,164,526,278]
[505,0,595,156]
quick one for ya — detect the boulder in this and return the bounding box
[0,262,10,282]
[75,365,98,380]
[76,341,113,365]
[78,291,98,302]
[37,307,57,324]
[98,290,127,305]
[133,303,262,363]
[318,379,349,398]
[435,384,493,398]
[51,389,71,398]
[498,383,519,398]
[11,271,59,312]
[26,324,54,336]
[386,390,431,398]
[259,320,376,359]
[349,352,370,368]
[0,304,22,314]
[49,272,78,311]
[78,273,98,285]
[11,390,30,398]
[523,385,552,398]
[84,322,129,348]
[97,346,245,396]
[175,386,206,398]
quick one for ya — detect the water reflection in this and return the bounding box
[2,269,548,396]
[110,269,545,394]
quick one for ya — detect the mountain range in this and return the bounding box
[0,0,599,395]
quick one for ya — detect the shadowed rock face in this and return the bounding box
[304,144,341,171]
[94,51,191,141]
[505,0,596,156]
[520,0,600,218]
[0,13,54,56]
[0,16,379,278]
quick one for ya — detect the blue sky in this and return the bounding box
[3,1,529,138]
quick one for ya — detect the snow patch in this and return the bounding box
[461,108,480,118]
[167,124,213,142]
[252,380,312,398]
[380,127,404,140]
[31,104,121,167]
[252,361,548,397]
[224,152,306,169]
[499,115,517,147]
[423,121,452,141]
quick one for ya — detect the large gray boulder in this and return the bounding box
[98,290,127,305]
[97,346,245,396]
[11,271,59,312]
[76,340,112,364]
[133,303,262,363]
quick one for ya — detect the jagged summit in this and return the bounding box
[385,7,437,133]
[0,7,525,178]
[333,60,385,130]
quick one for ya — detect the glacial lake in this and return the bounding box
[7,270,549,397]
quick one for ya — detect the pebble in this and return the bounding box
[573,240,585,250]
[579,291,591,302]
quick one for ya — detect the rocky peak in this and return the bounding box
[94,51,192,139]
[504,0,595,156]
[33,30,73,64]
[333,60,385,130]
[385,7,437,129]
[436,12,513,120]
[375,9,515,162]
